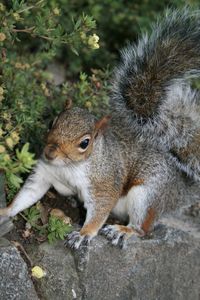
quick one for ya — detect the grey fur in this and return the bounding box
[1,8,200,249]
[111,8,200,180]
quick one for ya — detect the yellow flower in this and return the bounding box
[44,88,50,97]
[0,128,4,137]
[15,62,23,69]
[0,86,4,95]
[88,34,100,49]
[3,154,10,161]
[24,63,30,69]
[92,43,99,49]
[41,83,46,90]
[0,86,4,102]
[53,8,60,16]
[5,123,13,131]
[5,137,14,149]
[0,33,6,42]
[40,83,50,96]
[11,131,20,143]
[13,13,21,21]
[0,145,6,153]
[2,112,10,119]
[80,32,86,42]
[31,266,46,279]
[93,34,99,43]
[85,101,92,109]
[0,3,5,11]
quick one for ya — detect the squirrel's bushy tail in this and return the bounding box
[111,8,200,181]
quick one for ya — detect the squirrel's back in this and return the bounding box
[111,8,200,181]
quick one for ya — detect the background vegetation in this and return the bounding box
[0,0,199,240]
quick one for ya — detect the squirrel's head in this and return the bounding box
[43,101,110,166]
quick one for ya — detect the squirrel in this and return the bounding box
[0,8,200,249]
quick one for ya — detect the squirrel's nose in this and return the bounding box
[44,144,58,160]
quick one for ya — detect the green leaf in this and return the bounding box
[16,143,37,171]
[8,173,23,189]
[47,215,72,243]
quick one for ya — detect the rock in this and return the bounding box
[46,63,66,86]
[0,238,39,300]
[0,173,199,300]
[26,241,82,300]
[26,214,200,300]
[0,173,13,237]
[82,225,200,300]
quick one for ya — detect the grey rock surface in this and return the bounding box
[0,172,199,300]
[0,238,39,300]
[26,214,200,300]
[27,241,82,300]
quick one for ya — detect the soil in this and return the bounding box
[4,188,122,251]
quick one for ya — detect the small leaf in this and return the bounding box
[8,173,23,188]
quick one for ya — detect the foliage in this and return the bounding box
[23,205,47,233]
[47,215,72,244]
[0,143,36,200]
[48,0,200,73]
[62,68,111,116]
[0,0,103,199]
[22,204,72,243]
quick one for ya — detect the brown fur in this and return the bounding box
[114,224,140,235]
[121,178,144,196]
[141,208,156,233]
[80,221,102,236]
[173,131,200,162]
[95,115,111,134]
[79,180,121,237]
[45,113,110,162]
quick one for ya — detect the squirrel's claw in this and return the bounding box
[64,231,91,250]
[100,225,126,248]
[100,224,141,249]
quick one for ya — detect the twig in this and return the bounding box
[12,26,35,34]
[12,240,33,267]
[12,27,54,42]
[19,212,48,230]
[17,0,45,14]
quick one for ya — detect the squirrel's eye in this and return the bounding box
[79,138,90,150]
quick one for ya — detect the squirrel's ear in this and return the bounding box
[64,98,73,110]
[94,115,111,136]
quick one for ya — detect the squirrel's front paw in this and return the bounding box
[64,231,91,250]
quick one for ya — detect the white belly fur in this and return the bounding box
[52,180,75,196]
[111,184,148,224]
[111,196,129,221]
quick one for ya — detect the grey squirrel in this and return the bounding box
[0,8,200,249]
